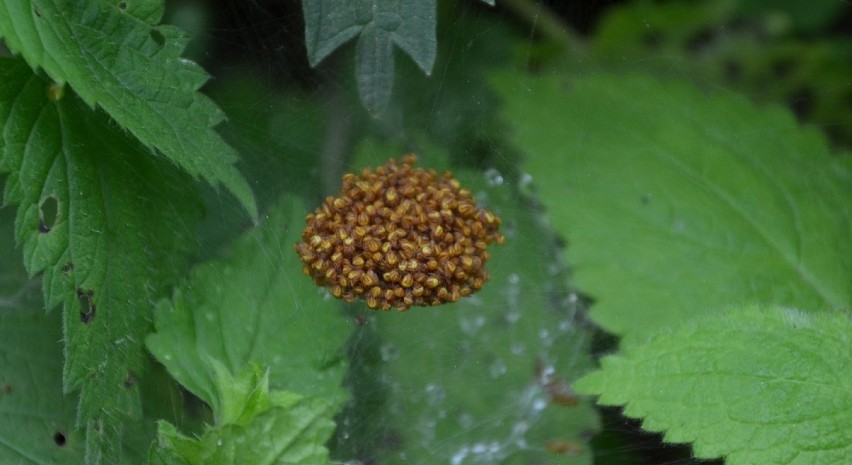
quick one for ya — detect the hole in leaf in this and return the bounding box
[118,1,127,10]
[53,431,66,447]
[33,6,41,17]
[150,29,165,46]
[38,195,59,233]
[62,262,74,274]
[77,289,95,323]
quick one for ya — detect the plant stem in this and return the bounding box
[320,88,351,196]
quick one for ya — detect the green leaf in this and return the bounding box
[0,205,86,464]
[0,0,257,218]
[0,58,201,464]
[202,360,281,427]
[492,72,852,347]
[112,0,164,24]
[146,195,350,412]
[0,307,87,465]
[334,145,599,464]
[302,0,436,113]
[150,364,335,465]
[575,305,852,465]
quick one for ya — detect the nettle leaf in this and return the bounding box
[492,72,852,348]
[302,0,436,113]
[113,0,164,24]
[334,145,599,465]
[146,195,350,413]
[0,58,201,464]
[0,206,86,464]
[575,305,852,465]
[150,363,335,465]
[0,302,87,465]
[0,0,257,218]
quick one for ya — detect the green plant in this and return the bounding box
[493,71,851,464]
[1,1,849,465]
[301,0,495,113]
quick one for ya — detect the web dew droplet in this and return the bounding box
[518,172,534,197]
[424,383,446,406]
[379,342,400,362]
[484,168,504,186]
[511,342,525,355]
[457,412,474,429]
[460,314,486,335]
[489,359,508,379]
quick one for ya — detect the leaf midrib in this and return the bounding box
[651,146,840,310]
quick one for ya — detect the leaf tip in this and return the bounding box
[572,370,604,396]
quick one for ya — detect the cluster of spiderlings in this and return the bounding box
[295,154,504,311]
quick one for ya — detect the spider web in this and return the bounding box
[147,1,737,464]
[8,0,843,463]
